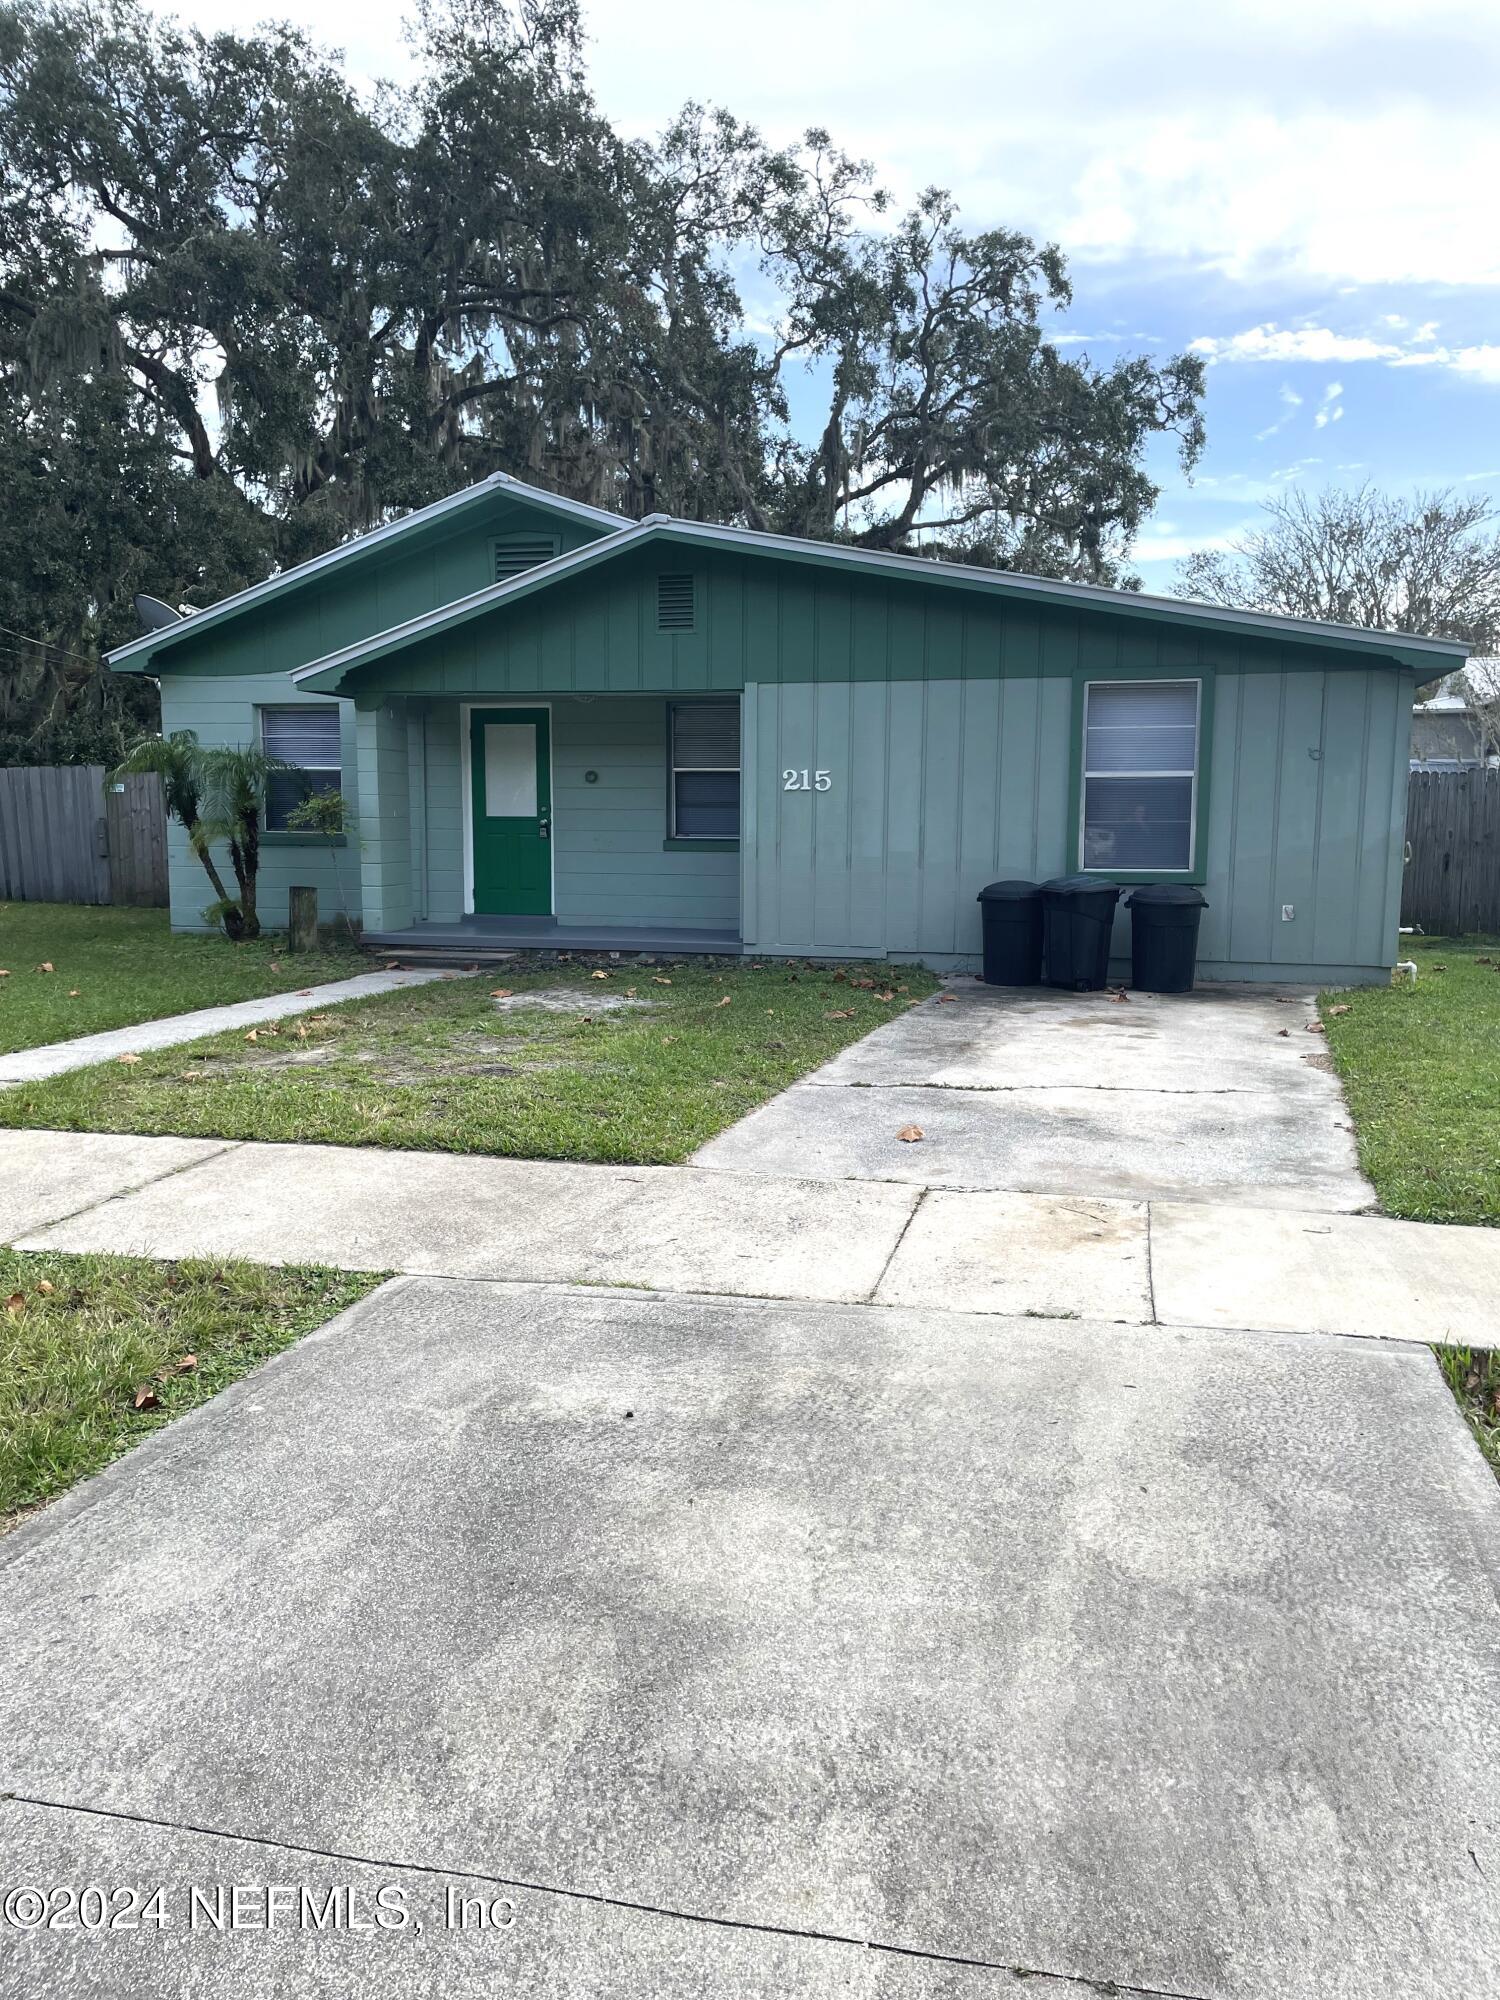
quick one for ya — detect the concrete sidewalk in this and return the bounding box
[2,1280,1495,1998]
[5,1127,1499,1345]
[0,968,449,1085]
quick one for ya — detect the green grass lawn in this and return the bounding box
[0,957,940,1163]
[1319,935,1500,1225]
[0,903,365,1055]
[1434,1345,1500,1481]
[0,1250,380,1531]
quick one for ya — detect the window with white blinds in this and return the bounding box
[669,700,739,838]
[1081,680,1200,872]
[260,705,342,831]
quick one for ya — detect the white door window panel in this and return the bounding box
[484,723,537,817]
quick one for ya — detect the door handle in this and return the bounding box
[539,819,550,840]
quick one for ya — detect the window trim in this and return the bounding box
[1070,672,1212,884]
[257,702,344,835]
[667,698,740,842]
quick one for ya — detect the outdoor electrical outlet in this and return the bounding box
[1282,904,1295,921]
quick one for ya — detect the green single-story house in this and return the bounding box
[108,472,1464,981]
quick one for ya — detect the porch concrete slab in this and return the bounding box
[0,969,450,1086]
[1,1282,1496,1999]
[20,1139,917,1305]
[1152,1202,1500,1346]
[693,1078,1371,1209]
[0,1127,234,1241]
[875,1190,1151,1321]
[0,1802,1082,2000]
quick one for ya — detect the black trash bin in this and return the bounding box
[1040,875,1121,991]
[976,880,1043,986]
[1126,883,1208,993]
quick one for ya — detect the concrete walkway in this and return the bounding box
[5,1126,1499,1344]
[0,969,449,1085]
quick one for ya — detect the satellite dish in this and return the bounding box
[133,593,184,634]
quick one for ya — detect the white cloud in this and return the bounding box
[1255,384,1303,441]
[1313,381,1345,428]
[1192,325,1402,365]
[1193,323,1500,389]
[1390,344,1500,384]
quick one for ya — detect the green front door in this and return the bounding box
[470,707,552,915]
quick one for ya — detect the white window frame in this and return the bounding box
[668,699,740,841]
[258,703,343,832]
[1079,678,1201,876]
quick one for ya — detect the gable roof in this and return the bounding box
[106,473,625,674]
[290,511,1469,694]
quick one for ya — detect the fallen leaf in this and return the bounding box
[295,1022,308,1041]
[34,1279,54,1296]
[825,1008,855,1020]
[132,1385,160,1411]
[0,969,9,978]
[490,988,513,999]
[5,1292,25,1315]
[591,969,610,980]
[661,1035,678,1044]
[307,1015,331,1025]
[897,1124,925,1143]
[937,994,958,1005]
[245,1029,259,1043]
[1328,1002,1352,1016]
[1277,1027,1291,1037]
[833,970,848,982]
[296,988,313,996]
[625,986,637,997]
[67,988,79,997]
[177,1354,197,1374]
[178,1070,204,1081]
[1111,988,1131,1003]
[384,960,400,970]
[876,990,895,1001]
[117,1051,142,1065]
[1305,1020,1326,1034]
[652,976,672,985]
[716,995,732,1007]
[37,961,53,973]
[268,961,280,971]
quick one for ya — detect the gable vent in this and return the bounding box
[657,573,696,632]
[493,535,559,584]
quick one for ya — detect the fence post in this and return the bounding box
[288,885,319,951]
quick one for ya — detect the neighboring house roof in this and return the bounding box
[289,510,1469,696]
[105,472,626,674]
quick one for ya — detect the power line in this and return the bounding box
[0,624,102,669]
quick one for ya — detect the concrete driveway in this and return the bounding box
[2,1277,1497,1998]
[694,982,1375,1210]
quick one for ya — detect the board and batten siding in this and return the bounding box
[412,697,738,930]
[741,665,1413,979]
[157,674,361,932]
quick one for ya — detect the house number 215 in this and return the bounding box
[782,768,833,791]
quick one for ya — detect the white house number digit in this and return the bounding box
[782,769,833,792]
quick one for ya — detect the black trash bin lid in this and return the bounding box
[1041,874,1120,899]
[976,879,1040,902]
[1125,883,1208,907]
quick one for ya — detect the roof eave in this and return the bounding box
[104,473,627,674]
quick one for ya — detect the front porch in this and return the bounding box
[361,915,742,964]
[355,692,743,949]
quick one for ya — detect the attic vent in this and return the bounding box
[657,573,696,631]
[493,535,559,584]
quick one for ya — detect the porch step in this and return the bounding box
[360,922,743,966]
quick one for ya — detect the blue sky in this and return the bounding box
[176,0,1500,592]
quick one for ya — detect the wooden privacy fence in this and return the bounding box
[1402,767,1500,936]
[0,765,168,907]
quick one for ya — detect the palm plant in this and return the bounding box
[112,733,288,940]
[193,744,291,941]
[113,730,239,928]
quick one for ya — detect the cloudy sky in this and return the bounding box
[171,0,1499,589]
